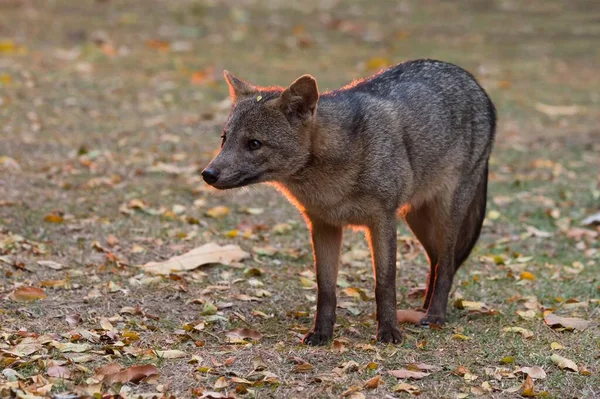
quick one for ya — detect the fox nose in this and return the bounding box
[202,168,220,184]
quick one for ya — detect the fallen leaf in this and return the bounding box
[515,366,547,379]
[516,309,537,320]
[502,326,534,339]
[363,374,381,389]
[47,365,71,379]
[225,328,263,342]
[521,375,535,397]
[581,211,600,226]
[550,354,578,372]
[155,349,187,359]
[520,271,536,281]
[396,309,426,324]
[44,213,64,223]
[550,342,564,350]
[406,363,442,372]
[214,376,228,389]
[37,260,64,270]
[104,364,159,384]
[9,286,47,302]
[452,333,471,341]
[544,313,591,330]
[332,339,348,353]
[393,382,421,395]
[365,56,391,71]
[141,243,248,274]
[535,103,581,116]
[388,369,430,380]
[525,225,553,238]
[52,342,91,353]
[293,362,313,373]
[206,206,230,218]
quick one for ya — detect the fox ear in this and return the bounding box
[279,75,319,123]
[223,70,257,102]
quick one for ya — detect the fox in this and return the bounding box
[202,59,496,345]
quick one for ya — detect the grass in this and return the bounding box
[0,0,598,398]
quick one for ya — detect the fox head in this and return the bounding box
[202,71,319,189]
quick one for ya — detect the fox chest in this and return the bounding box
[277,183,380,227]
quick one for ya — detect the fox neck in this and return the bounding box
[276,102,361,212]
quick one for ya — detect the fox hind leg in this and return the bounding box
[403,203,439,311]
[417,163,489,326]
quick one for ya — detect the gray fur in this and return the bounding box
[203,59,496,345]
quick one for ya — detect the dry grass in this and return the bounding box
[1,1,598,398]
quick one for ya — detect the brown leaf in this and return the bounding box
[388,369,430,380]
[521,375,535,397]
[225,328,263,342]
[141,243,249,275]
[95,363,121,378]
[47,365,71,379]
[293,363,313,373]
[332,339,348,353]
[394,382,421,395]
[9,286,47,302]
[104,364,159,384]
[544,313,591,330]
[363,374,381,389]
[396,309,426,324]
[407,363,442,372]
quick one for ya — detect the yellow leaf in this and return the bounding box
[452,333,470,341]
[44,213,64,223]
[550,342,564,350]
[516,309,537,319]
[366,57,391,71]
[520,271,535,281]
[299,277,317,289]
[487,210,501,220]
[502,326,534,339]
[0,40,17,53]
[206,206,230,218]
[224,229,239,238]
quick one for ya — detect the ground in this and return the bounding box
[0,0,599,398]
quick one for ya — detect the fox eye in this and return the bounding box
[248,139,262,151]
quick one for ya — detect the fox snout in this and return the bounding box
[201,168,220,185]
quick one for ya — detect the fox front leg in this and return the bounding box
[368,215,403,344]
[303,217,343,346]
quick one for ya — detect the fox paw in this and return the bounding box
[303,331,332,346]
[420,314,446,327]
[376,325,403,344]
